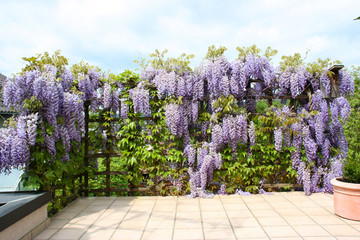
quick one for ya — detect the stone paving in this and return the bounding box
[33,192,360,240]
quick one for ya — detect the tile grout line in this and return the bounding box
[46,196,96,240]
[279,192,336,238]
[139,196,158,240]
[261,193,305,240]
[242,195,272,240]
[171,197,178,240]
[108,196,136,240]
[198,196,206,240]
[77,197,116,240]
[304,193,360,235]
[218,195,238,240]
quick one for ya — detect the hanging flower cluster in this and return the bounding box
[184,143,222,198]
[0,114,38,173]
[1,65,102,171]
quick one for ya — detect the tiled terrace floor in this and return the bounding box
[34,192,360,240]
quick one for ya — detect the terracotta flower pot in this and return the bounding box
[331,177,360,221]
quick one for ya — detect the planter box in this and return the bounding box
[0,191,51,240]
[331,177,360,221]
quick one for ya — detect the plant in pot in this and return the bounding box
[331,159,360,221]
[331,66,360,221]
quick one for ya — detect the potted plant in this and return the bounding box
[331,158,360,221]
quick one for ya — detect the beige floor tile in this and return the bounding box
[52,211,80,220]
[203,228,236,239]
[252,209,280,217]
[241,195,266,203]
[150,211,176,220]
[311,215,347,225]
[223,203,248,210]
[324,206,334,212]
[50,228,87,240]
[107,205,131,212]
[234,226,268,239]
[246,202,273,210]
[62,204,88,213]
[342,218,360,225]
[202,218,231,229]
[199,199,222,205]
[141,229,173,240]
[153,204,177,212]
[177,204,200,212]
[270,201,295,209]
[177,197,199,205]
[111,198,135,206]
[92,219,120,228]
[129,205,154,212]
[146,219,174,229]
[229,217,260,228]
[80,228,116,240]
[201,204,224,211]
[284,195,309,202]
[284,215,317,225]
[82,205,109,213]
[351,225,360,231]
[90,197,116,206]
[131,201,156,207]
[47,219,70,228]
[122,212,151,221]
[97,210,127,221]
[275,208,306,216]
[110,229,143,240]
[322,225,360,237]
[176,211,201,220]
[263,195,288,202]
[173,228,203,240]
[118,219,148,230]
[175,219,202,229]
[220,196,244,204]
[310,199,334,207]
[257,216,288,226]
[337,237,360,240]
[201,210,228,219]
[263,226,299,238]
[292,201,319,208]
[292,225,331,237]
[33,228,59,240]
[157,195,177,199]
[270,237,302,240]
[302,207,331,216]
[226,209,254,218]
[65,217,97,229]
[76,198,95,206]
[74,211,104,221]
[302,237,337,240]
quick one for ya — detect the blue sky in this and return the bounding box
[0,0,359,76]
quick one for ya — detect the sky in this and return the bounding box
[0,0,359,76]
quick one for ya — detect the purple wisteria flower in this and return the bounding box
[274,127,282,151]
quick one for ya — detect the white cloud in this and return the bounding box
[0,0,359,76]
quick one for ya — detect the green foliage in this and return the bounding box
[134,49,195,74]
[343,66,360,183]
[205,45,228,61]
[70,60,102,76]
[212,95,245,120]
[279,52,305,70]
[112,70,185,195]
[21,50,69,72]
[236,45,278,61]
[343,159,360,183]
